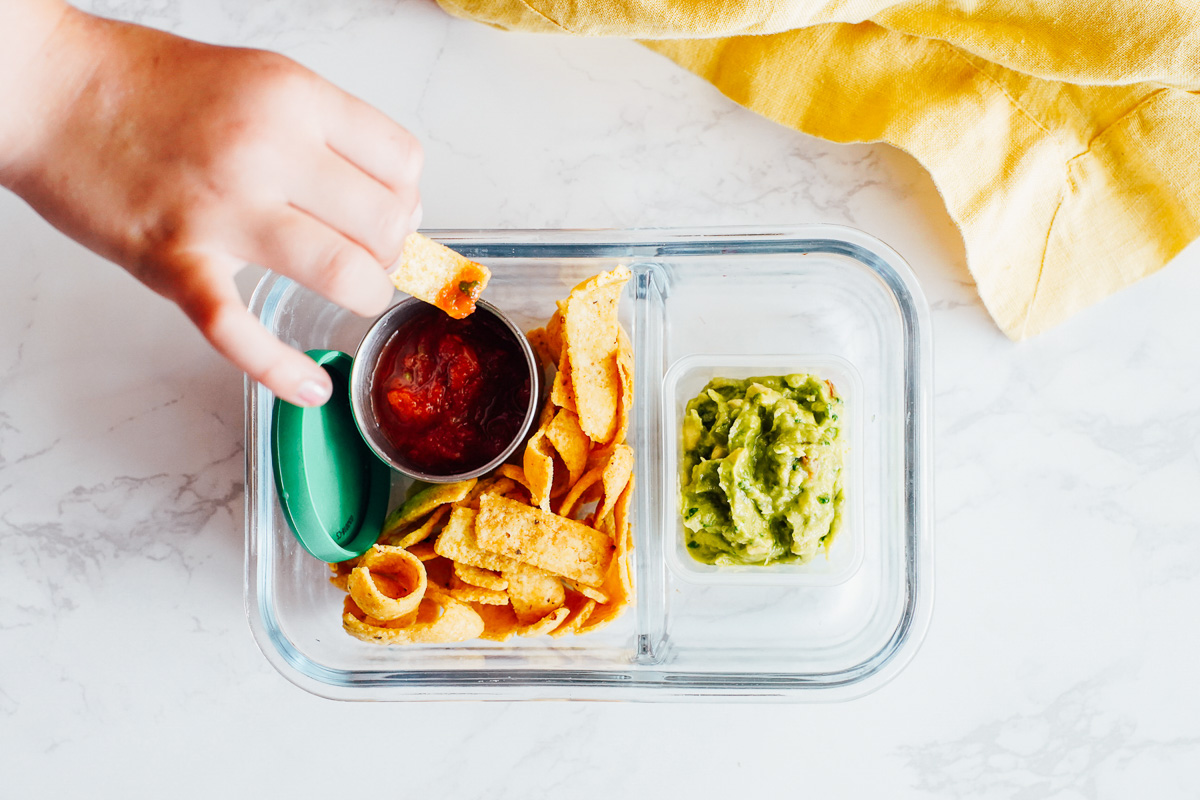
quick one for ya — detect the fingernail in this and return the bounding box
[408,201,423,233]
[296,379,332,407]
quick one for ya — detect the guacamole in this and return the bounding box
[680,374,845,566]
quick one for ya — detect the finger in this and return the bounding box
[320,87,423,193]
[288,149,420,265]
[234,206,394,317]
[170,252,335,407]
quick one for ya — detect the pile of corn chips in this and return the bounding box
[329,266,635,643]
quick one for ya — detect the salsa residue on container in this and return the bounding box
[370,304,531,476]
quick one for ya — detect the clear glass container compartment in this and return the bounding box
[662,353,864,587]
[244,226,934,701]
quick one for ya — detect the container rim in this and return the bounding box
[243,224,934,702]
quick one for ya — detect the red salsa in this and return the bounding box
[370,304,531,476]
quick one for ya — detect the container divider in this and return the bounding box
[632,261,669,666]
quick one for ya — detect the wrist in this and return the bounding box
[0,2,102,190]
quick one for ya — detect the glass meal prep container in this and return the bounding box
[244,225,933,701]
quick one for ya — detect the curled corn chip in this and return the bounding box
[347,545,427,621]
[345,598,420,631]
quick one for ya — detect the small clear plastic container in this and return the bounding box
[662,353,864,587]
[244,226,933,701]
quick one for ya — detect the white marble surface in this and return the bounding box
[3,0,1200,795]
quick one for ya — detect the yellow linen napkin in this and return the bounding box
[435,0,1200,339]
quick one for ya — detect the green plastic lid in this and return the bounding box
[271,350,390,563]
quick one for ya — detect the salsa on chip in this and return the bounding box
[389,232,490,319]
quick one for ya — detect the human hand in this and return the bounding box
[0,4,421,406]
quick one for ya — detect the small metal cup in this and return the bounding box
[349,297,541,483]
